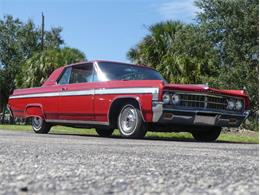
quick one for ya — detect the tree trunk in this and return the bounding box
[0,92,2,113]
[1,105,6,124]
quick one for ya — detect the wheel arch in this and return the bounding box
[107,96,144,128]
[25,104,45,119]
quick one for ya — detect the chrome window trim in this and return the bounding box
[57,63,94,85]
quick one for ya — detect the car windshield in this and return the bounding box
[97,62,167,82]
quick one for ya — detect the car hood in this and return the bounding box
[163,84,248,98]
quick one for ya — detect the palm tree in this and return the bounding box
[127,21,219,84]
[16,47,86,88]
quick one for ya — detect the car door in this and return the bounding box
[57,63,95,122]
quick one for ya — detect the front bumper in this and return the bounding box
[152,102,250,127]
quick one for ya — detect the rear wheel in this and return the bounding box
[192,127,222,142]
[96,128,114,137]
[118,104,147,139]
[32,116,51,134]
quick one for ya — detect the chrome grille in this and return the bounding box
[177,93,227,111]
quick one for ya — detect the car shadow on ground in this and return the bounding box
[48,132,250,144]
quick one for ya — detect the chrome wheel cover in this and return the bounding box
[119,105,138,135]
[32,117,43,131]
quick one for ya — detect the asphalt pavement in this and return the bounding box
[0,129,258,195]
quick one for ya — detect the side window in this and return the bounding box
[92,67,99,82]
[69,63,93,84]
[93,73,99,82]
[58,67,72,85]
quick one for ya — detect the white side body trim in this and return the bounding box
[9,92,60,99]
[9,87,159,100]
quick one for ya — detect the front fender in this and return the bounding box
[108,94,153,123]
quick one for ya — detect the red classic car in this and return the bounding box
[8,60,250,141]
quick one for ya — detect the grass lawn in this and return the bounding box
[0,124,258,144]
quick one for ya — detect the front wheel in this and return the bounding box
[32,116,51,134]
[191,127,222,142]
[118,104,147,139]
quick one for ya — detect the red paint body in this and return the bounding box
[8,60,250,127]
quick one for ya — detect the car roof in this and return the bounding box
[63,60,156,70]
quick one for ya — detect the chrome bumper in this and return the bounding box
[152,101,250,127]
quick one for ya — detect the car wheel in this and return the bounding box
[96,128,114,137]
[192,127,222,142]
[32,116,51,134]
[118,104,147,139]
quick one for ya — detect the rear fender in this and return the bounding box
[25,104,45,119]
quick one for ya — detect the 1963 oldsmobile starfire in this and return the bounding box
[8,60,250,141]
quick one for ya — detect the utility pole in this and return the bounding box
[41,12,45,50]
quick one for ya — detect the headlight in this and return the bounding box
[163,92,171,104]
[172,94,180,105]
[235,100,243,111]
[227,100,235,110]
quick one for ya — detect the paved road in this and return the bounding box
[0,130,258,195]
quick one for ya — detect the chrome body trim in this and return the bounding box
[163,108,249,117]
[163,90,245,113]
[9,92,60,99]
[158,109,250,127]
[60,89,94,96]
[46,119,109,126]
[241,110,250,123]
[95,88,159,100]
[164,90,245,100]
[150,101,245,123]
[152,101,163,122]
[9,87,159,100]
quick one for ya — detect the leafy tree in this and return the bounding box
[195,0,259,128]
[0,16,40,114]
[128,21,184,71]
[127,21,219,84]
[169,24,220,84]
[0,15,82,122]
[17,47,86,88]
[44,27,64,49]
